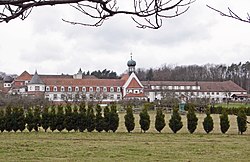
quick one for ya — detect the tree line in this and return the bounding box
[136,61,250,93]
[0,103,248,135]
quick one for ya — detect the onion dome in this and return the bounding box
[127,54,136,67]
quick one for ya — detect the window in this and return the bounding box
[168,86,172,90]
[75,86,79,92]
[207,92,210,95]
[35,86,40,91]
[103,94,108,99]
[82,87,86,92]
[53,86,57,92]
[75,94,80,100]
[216,92,219,95]
[117,94,121,99]
[110,87,114,92]
[211,92,214,95]
[110,94,114,99]
[89,87,93,92]
[53,94,57,100]
[117,87,121,92]
[96,87,100,92]
[61,86,65,92]
[103,87,107,92]
[46,86,50,91]
[68,86,72,92]
[61,94,65,100]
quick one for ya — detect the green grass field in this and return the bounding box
[0,113,249,161]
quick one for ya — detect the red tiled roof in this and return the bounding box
[127,78,142,88]
[42,78,125,87]
[199,81,246,92]
[16,71,32,81]
[142,81,197,86]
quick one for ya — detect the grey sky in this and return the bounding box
[0,0,249,76]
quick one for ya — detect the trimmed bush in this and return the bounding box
[237,109,247,135]
[124,105,135,133]
[203,108,214,134]
[155,108,166,133]
[187,106,198,134]
[219,109,230,134]
[139,105,150,133]
[169,108,183,133]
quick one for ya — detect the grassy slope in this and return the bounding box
[0,113,249,161]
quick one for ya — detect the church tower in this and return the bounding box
[127,53,136,75]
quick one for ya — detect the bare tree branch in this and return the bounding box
[0,0,195,29]
[207,5,250,24]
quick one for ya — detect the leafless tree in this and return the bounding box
[0,0,195,29]
[207,5,250,24]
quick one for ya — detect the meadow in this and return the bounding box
[0,113,249,161]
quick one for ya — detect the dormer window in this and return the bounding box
[103,87,107,92]
[96,87,100,92]
[68,86,72,92]
[110,87,114,92]
[117,87,121,92]
[53,86,57,92]
[82,87,86,92]
[61,86,65,92]
[89,87,93,92]
[75,86,79,92]
[46,86,50,91]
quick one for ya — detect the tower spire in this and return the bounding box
[127,53,136,75]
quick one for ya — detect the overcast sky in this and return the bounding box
[0,0,249,76]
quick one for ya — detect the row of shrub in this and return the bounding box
[0,103,248,134]
[210,106,250,116]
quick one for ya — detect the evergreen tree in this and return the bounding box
[56,105,65,132]
[64,104,73,132]
[33,106,41,132]
[139,105,150,133]
[95,104,104,132]
[72,105,79,132]
[26,107,34,132]
[109,104,119,132]
[49,105,57,132]
[220,109,230,134]
[41,106,50,132]
[237,109,247,135]
[155,108,166,133]
[86,104,95,132]
[103,106,110,132]
[0,109,5,132]
[124,105,135,133]
[5,105,13,132]
[169,108,183,133]
[203,108,214,134]
[12,107,19,132]
[78,102,87,132]
[187,106,198,134]
[17,107,25,132]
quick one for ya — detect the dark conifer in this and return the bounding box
[64,104,73,132]
[109,104,119,132]
[187,106,198,134]
[5,105,13,132]
[26,107,34,132]
[169,108,183,133]
[78,102,87,132]
[41,106,50,132]
[0,109,5,132]
[86,104,95,132]
[56,104,65,132]
[203,108,214,134]
[72,105,79,132]
[124,105,135,133]
[237,109,247,135]
[95,104,104,132]
[220,109,230,134]
[33,106,41,132]
[155,108,166,133]
[103,106,110,132]
[17,107,25,132]
[49,105,57,132]
[139,105,150,133]
[12,107,19,132]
